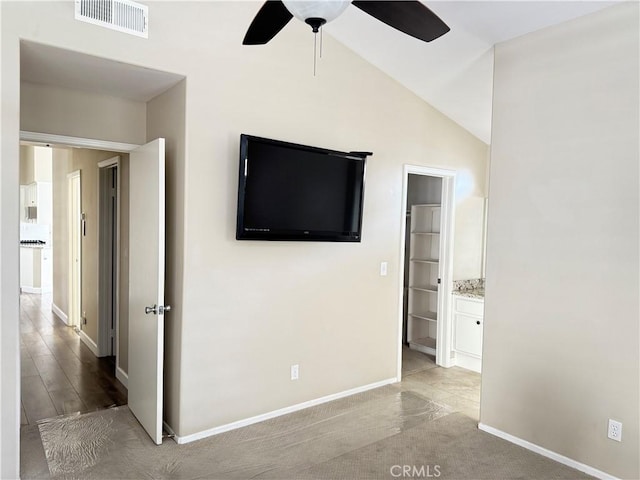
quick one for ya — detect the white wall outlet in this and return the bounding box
[380,261,388,276]
[608,419,622,442]
[290,364,299,380]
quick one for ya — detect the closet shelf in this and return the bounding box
[410,258,439,264]
[409,286,438,293]
[409,337,437,355]
[409,311,438,322]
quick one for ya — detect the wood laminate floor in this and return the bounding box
[20,292,127,425]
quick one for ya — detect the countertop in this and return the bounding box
[452,289,485,299]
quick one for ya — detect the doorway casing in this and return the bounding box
[397,164,456,378]
[67,170,82,330]
[97,156,121,361]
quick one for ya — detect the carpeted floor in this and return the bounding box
[27,384,594,480]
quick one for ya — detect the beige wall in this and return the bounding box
[482,3,639,478]
[146,80,186,429]
[52,147,71,314]
[50,147,130,375]
[2,1,487,452]
[19,145,34,185]
[21,82,147,145]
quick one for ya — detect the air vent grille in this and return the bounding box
[75,0,148,38]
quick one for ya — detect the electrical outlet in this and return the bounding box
[608,419,622,442]
[290,364,299,380]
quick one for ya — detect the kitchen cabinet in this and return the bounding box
[452,294,484,372]
[19,182,52,224]
[20,246,52,294]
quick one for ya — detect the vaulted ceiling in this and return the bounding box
[325,1,618,143]
[21,1,619,145]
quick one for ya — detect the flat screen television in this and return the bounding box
[236,134,371,242]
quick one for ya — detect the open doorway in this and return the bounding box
[19,144,129,432]
[398,165,456,377]
[97,157,120,359]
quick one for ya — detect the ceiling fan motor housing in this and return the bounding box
[282,0,352,25]
[305,17,326,33]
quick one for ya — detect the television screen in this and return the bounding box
[236,134,370,241]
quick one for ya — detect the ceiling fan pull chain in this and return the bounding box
[313,30,317,76]
[320,26,323,59]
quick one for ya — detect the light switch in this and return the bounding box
[380,262,388,276]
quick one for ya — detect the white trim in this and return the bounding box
[20,286,41,294]
[97,157,120,357]
[20,131,140,153]
[453,352,482,373]
[98,157,119,168]
[439,174,456,368]
[68,170,82,330]
[478,423,619,480]
[397,165,457,380]
[79,329,100,357]
[174,378,398,445]
[52,303,69,325]
[116,366,129,389]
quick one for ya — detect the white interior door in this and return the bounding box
[128,138,166,445]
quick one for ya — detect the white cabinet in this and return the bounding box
[407,204,441,356]
[19,182,52,224]
[452,295,484,372]
[20,247,52,294]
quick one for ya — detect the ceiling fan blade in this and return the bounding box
[243,1,293,45]
[352,1,450,43]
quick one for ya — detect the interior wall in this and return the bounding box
[2,1,488,448]
[71,149,110,342]
[19,146,34,185]
[146,80,187,430]
[482,3,639,478]
[52,147,71,315]
[33,146,52,182]
[21,82,147,145]
[50,147,129,361]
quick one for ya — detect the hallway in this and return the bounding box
[20,292,126,425]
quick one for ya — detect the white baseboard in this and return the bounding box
[454,352,482,373]
[78,329,100,357]
[174,377,397,444]
[20,286,41,294]
[51,303,68,325]
[116,366,128,389]
[478,423,619,480]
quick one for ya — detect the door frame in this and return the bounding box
[97,156,121,360]
[22,132,138,384]
[397,165,457,379]
[67,170,82,330]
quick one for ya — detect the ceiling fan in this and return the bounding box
[243,0,450,46]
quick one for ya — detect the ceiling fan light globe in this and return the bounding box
[282,0,352,24]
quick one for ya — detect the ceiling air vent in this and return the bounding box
[75,0,148,38]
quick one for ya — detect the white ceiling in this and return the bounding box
[20,2,619,143]
[325,1,618,143]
